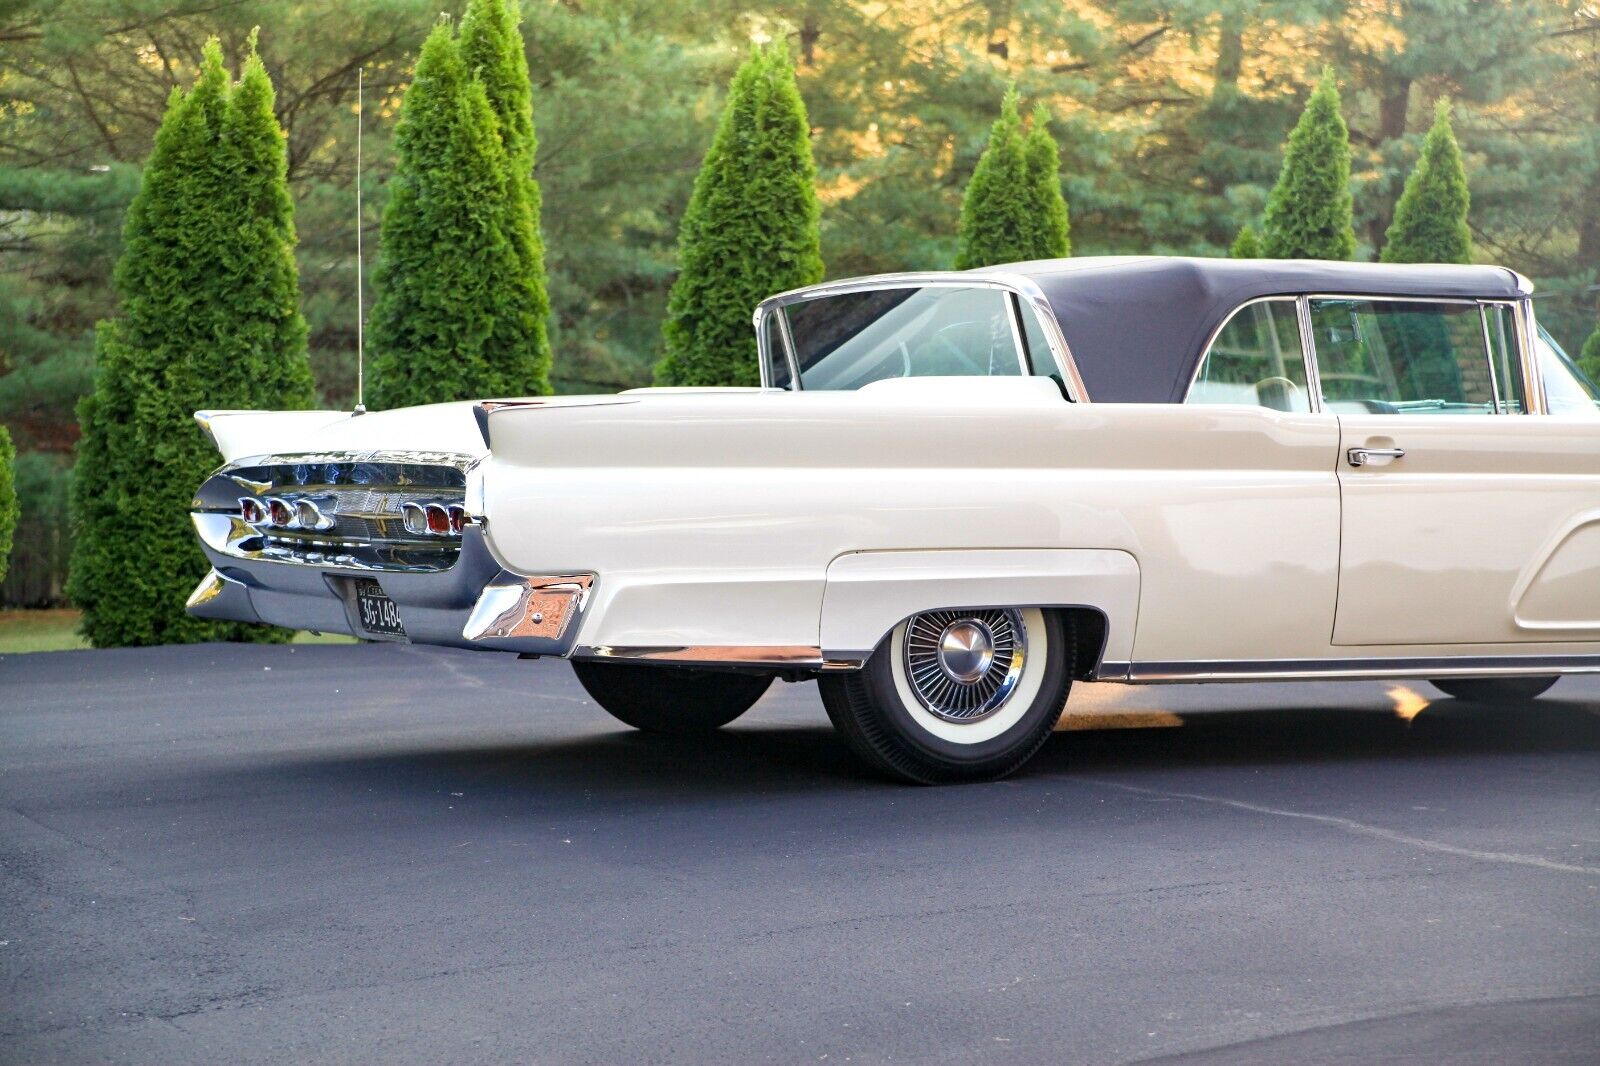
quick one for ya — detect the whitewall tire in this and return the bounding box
[819,607,1073,784]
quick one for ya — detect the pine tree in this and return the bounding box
[1262,69,1356,261]
[1230,225,1262,258]
[955,88,1035,269]
[1580,324,1600,385]
[1023,103,1070,259]
[1381,99,1472,264]
[369,21,548,408]
[459,0,552,391]
[655,44,822,387]
[68,39,315,647]
[0,425,15,586]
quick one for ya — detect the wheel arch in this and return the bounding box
[818,548,1138,679]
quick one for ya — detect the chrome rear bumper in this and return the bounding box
[187,523,595,656]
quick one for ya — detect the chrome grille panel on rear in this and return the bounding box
[192,452,476,573]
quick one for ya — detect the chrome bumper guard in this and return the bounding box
[186,522,594,656]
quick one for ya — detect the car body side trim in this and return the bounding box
[573,644,864,671]
[1097,654,1600,683]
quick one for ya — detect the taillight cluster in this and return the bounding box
[239,495,334,532]
[401,501,467,537]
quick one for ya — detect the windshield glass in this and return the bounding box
[778,286,1025,390]
[1537,327,1600,418]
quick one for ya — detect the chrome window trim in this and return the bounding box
[1181,296,1312,410]
[753,305,802,390]
[1521,297,1553,415]
[754,272,1089,402]
[1003,292,1030,373]
[1296,296,1324,413]
[1479,302,1506,414]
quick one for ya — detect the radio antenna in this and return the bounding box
[353,66,367,416]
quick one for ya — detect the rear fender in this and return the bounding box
[820,549,1139,676]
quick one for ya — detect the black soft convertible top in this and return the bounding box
[977,257,1527,403]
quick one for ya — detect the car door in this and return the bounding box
[1309,296,1600,647]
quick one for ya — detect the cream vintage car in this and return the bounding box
[187,257,1600,783]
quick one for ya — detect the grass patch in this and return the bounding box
[0,608,355,654]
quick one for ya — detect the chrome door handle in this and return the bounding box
[1347,446,1405,467]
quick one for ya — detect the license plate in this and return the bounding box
[353,578,406,637]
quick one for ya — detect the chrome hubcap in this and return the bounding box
[904,608,1026,722]
[938,621,995,682]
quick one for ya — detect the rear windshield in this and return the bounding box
[774,286,1026,390]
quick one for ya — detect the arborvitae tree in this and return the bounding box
[459,0,551,391]
[0,425,15,586]
[369,21,548,408]
[68,39,315,647]
[1381,99,1472,264]
[1262,69,1356,261]
[655,43,822,387]
[1230,225,1262,258]
[955,88,1034,269]
[1580,324,1600,384]
[1023,103,1070,259]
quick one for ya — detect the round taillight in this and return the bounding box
[296,499,333,532]
[447,504,466,534]
[267,498,294,527]
[425,503,451,535]
[401,502,427,536]
[239,497,265,524]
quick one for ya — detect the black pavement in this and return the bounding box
[1,642,1596,1064]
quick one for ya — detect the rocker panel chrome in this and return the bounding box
[1099,655,1600,683]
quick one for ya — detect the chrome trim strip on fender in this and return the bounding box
[573,644,864,671]
[1105,655,1600,683]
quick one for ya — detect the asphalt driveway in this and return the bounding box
[1,642,1596,1063]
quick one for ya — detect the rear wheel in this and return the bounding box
[819,607,1073,784]
[1428,676,1558,703]
[572,660,772,734]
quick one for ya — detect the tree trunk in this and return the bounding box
[1576,47,1600,300]
[1215,15,1243,89]
[798,14,819,68]
[1368,72,1413,254]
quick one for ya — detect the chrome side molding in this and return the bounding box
[1098,654,1600,683]
[571,644,863,671]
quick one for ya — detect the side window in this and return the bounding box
[1537,326,1600,418]
[1308,299,1495,414]
[760,311,792,389]
[1188,299,1310,412]
[785,286,1025,391]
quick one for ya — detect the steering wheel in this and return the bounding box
[1254,376,1303,412]
[928,324,990,376]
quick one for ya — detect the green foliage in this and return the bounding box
[0,449,70,607]
[1263,69,1356,261]
[1024,103,1071,259]
[0,425,16,586]
[67,40,315,648]
[656,43,822,387]
[1381,99,1472,264]
[460,0,552,389]
[1230,225,1262,258]
[369,21,550,407]
[1581,325,1600,386]
[955,89,1034,269]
